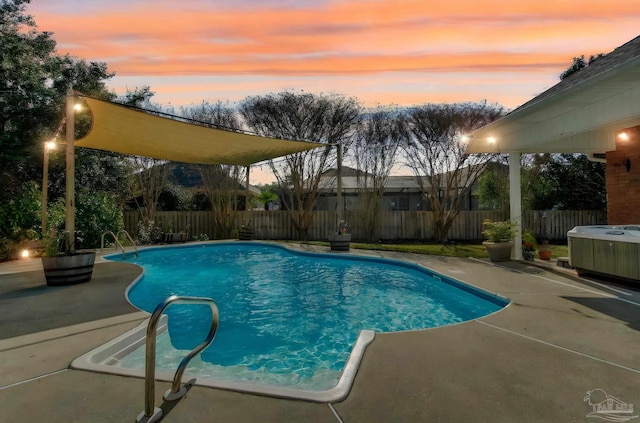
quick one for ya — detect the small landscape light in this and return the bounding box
[21,249,29,258]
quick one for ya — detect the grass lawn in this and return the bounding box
[298,241,569,260]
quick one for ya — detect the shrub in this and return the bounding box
[75,190,124,249]
[0,181,42,237]
[136,220,164,245]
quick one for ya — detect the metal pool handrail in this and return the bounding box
[117,229,138,258]
[100,229,138,259]
[136,295,219,423]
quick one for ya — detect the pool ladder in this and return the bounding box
[136,295,219,423]
[101,230,138,259]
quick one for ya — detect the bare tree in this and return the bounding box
[240,92,361,239]
[183,101,246,238]
[131,158,170,223]
[402,102,505,242]
[352,108,404,242]
[119,87,170,224]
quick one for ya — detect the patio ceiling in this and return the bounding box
[467,36,640,155]
[75,96,322,166]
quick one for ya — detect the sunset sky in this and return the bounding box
[27,1,639,111]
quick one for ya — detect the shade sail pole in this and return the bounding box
[65,94,75,250]
[246,166,250,209]
[336,144,343,219]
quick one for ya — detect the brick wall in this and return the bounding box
[606,126,640,224]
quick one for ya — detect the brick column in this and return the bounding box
[606,126,640,224]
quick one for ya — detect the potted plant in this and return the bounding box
[481,220,515,262]
[328,220,351,251]
[522,229,538,261]
[41,231,96,286]
[538,239,552,260]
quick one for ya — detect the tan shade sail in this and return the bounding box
[75,96,322,166]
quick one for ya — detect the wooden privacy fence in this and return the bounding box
[123,209,606,242]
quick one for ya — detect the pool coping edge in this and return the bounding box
[70,317,376,403]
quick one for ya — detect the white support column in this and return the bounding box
[65,94,76,250]
[508,152,522,260]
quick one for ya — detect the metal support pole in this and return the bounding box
[246,165,250,210]
[336,143,343,220]
[509,152,522,260]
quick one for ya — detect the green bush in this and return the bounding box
[0,181,42,237]
[75,190,124,249]
[136,220,164,245]
[0,182,42,260]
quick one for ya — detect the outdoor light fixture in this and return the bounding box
[621,157,631,172]
[618,132,629,141]
[487,137,497,144]
[74,103,82,112]
[42,140,58,236]
[460,135,469,143]
[21,249,29,258]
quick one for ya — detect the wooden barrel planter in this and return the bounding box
[239,228,254,241]
[41,252,96,286]
[328,234,351,251]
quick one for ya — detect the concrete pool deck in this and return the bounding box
[1,244,640,422]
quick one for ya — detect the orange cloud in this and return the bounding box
[27,0,640,108]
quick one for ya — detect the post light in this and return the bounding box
[41,140,57,236]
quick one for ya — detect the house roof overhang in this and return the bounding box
[466,38,640,155]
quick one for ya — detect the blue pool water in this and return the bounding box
[110,242,506,391]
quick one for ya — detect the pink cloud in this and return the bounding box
[27,0,640,108]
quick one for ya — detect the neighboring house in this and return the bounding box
[314,166,497,211]
[131,162,260,211]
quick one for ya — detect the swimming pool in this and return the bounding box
[73,242,507,401]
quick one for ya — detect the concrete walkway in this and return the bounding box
[1,245,639,422]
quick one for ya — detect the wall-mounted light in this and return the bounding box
[618,132,629,141]
[616,157,631,172]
